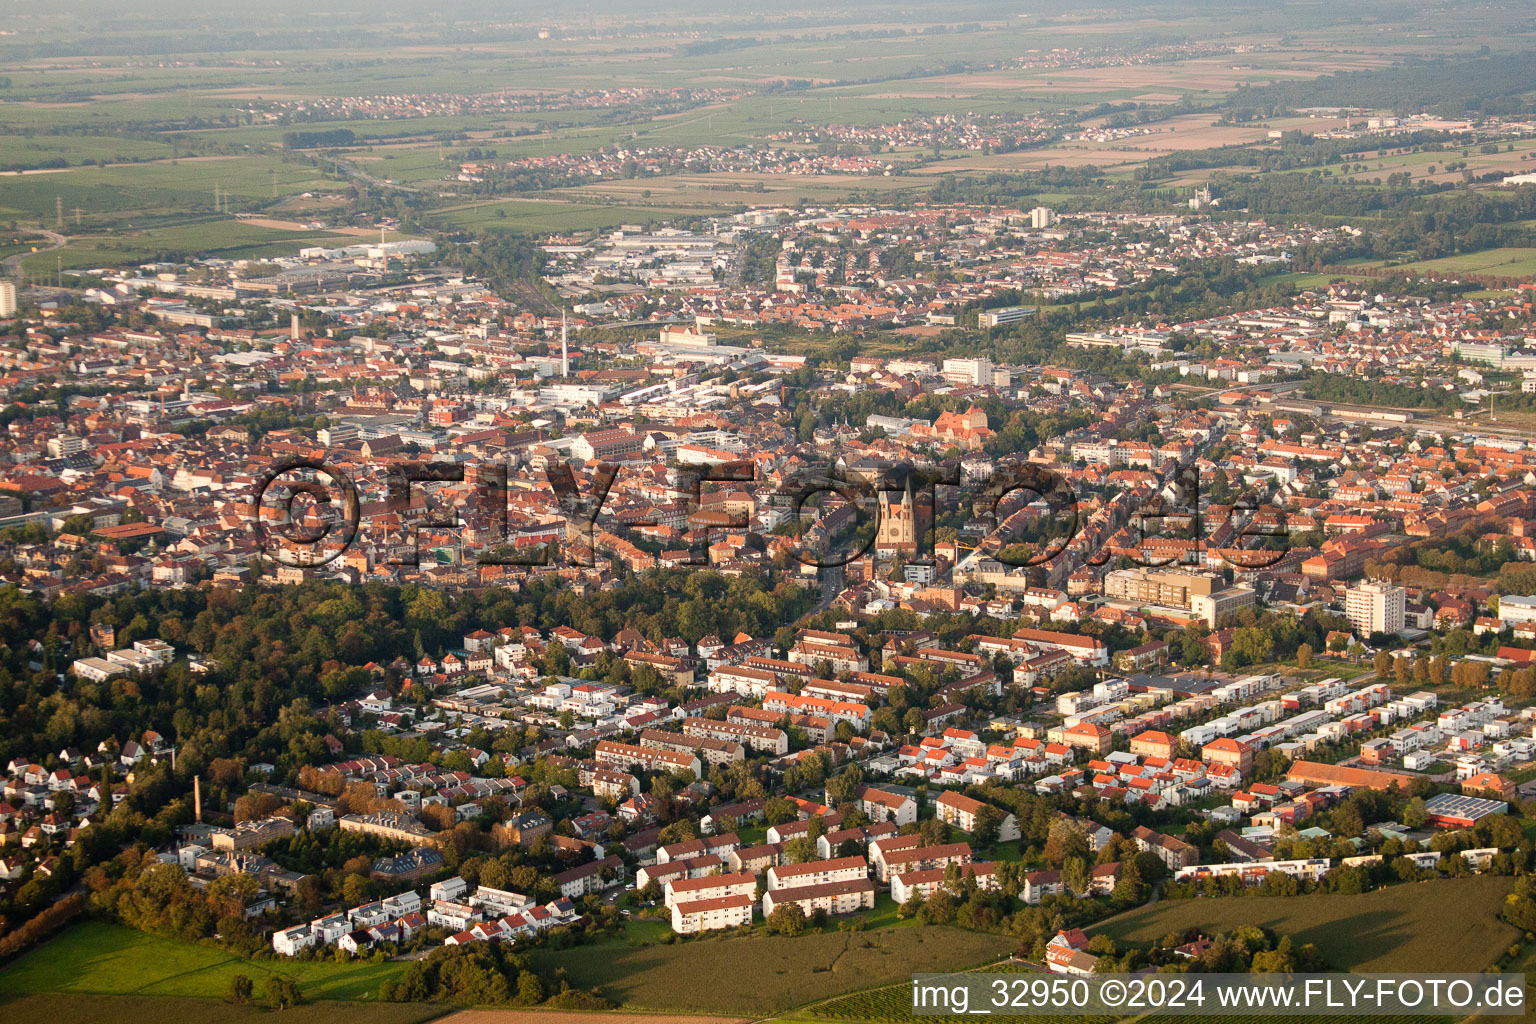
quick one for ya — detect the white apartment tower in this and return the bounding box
[1345,580,1406,637]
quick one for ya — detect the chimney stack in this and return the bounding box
[290,312,301,341]
[194,775,202,823]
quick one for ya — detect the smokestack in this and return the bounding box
[561,308,569,378]
[194,775,202,823]
[290,312,301,342]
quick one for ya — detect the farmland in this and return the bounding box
[441,1013,745,1024]
[803,965,1117,1024]
[0,921,406,1002]
[1094,876,1518,973]
[526,924,1015,1016]
[1381,246,1536,280]
[427,199,714,237]
[0,0,1522,258]
[15,219,404,276]
[804,973,1450,1024]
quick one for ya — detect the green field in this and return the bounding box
[1388,247,1536,280]
[428,198,711,236]
[528,925,1015,1016]
[17,224,388,275]
[0,921,405,1002]
[804,966,1116,1024]
[0,155,336,223]
[803,974,1450,1024]
[1096,876,1518,973]
[0,993,444,1024]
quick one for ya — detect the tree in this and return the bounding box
[766,903,807,936]
[763,796,797,826]
[1112,860,1144,904]
[1062,856,1091,897]
[341,872,371,907]
[542,642,571,677]
[265,975,302,1010]
[659,819,696,845]
[228,974,254,1005]
[825,765,864,806]
[1042,818,1088,867]
[1295,643,1312,670]
[972,804,1004,850]
[1231,626,1272,668]
[1258,871,1299,896]
[783,836,818,863]
[517,971,545,1005]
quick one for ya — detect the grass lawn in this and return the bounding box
[527,925,1014,1016]
[1,992,445,1024]
[1095,875,1518,972]
[0,993,444,1024]
[0,921,405,1002]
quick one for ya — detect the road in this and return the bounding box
[815,563,845,612]
[330,156,422,194]
[3,229,67,280]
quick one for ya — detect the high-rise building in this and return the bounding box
[1029,206,1055,229]
[941,356,992,386]
[0,280,17,317]
[47,434,86,458]
[1345,580,1406,636]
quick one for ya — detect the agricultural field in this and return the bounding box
[1384,246,1536,280]
[1095,876,1518,973]
[801,965,1118,1024]
[427,199,711,236]
[803,966,1456,1024]
[0,921,406,1002]
[0,154,336,224]
[16,218,400,275]
[0,8,1511,250]
[442,1013,745,1024]
[526,924,1015,1016]
[557,170,922,214]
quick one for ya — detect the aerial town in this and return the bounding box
[4,2,1536,1021]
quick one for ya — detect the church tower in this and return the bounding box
[876,479,918,555]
